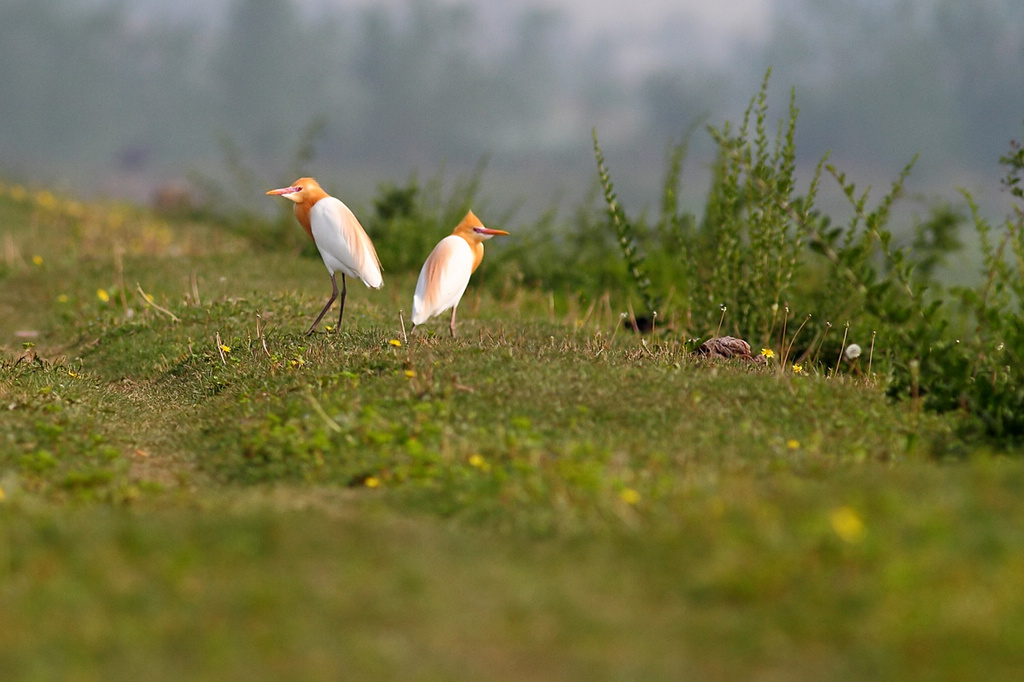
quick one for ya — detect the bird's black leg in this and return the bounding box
[305,273,339,336]
[336,274,348,331]
[449,305,458,338]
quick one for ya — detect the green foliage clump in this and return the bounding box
[815,124,1024,446]
[592,128,661,318]
[897,174,1024,444]
[999,129,1024,200]
[700,76,823,339]
[593,70,826,337]
[494,189,632,299]
[593,75,1024,446]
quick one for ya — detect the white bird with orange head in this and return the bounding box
[266,177,383,335]
[412,210,508,337]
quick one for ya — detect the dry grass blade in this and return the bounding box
[136,283,180,322]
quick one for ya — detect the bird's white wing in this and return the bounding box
[310,197,383,288]
[412,236,474,325]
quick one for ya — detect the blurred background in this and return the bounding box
[0,0,1021,219]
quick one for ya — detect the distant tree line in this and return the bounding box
[0,0,1020,181]
[0,0,596,174]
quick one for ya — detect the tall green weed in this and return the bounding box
[592,69,826,338]
[899,147,1024,444]
[592,73,1024,446]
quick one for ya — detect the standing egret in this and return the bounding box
[412,210,508,337]
[266,177,383,335]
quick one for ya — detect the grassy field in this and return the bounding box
[3,183,1024,681]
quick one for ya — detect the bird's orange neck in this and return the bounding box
[452,211,487,272]
[293,184,329,240]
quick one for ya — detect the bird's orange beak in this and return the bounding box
[473,227,509,236]
[266,186,300,196]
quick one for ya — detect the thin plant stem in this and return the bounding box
[786,314,812,363]
[215,331,227,365]
[833,323,850,377]
[136,283,180,322]
[868,331,876,378]
[779,306,791,365]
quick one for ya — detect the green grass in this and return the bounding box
[2,183,1024,681]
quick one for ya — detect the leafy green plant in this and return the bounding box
[1000,127,1024,200]
[592,128,661,321]
[806,124,1024,445]
[592,69,827,339]
[701,74,826,340]
[587,71,1024,448]
[900,150,1024,444]
[795,157,944,368]
[495,181,630,302]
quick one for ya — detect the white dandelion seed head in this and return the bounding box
[844,343,862,360]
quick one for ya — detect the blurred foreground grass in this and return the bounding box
[2,183,1024,681]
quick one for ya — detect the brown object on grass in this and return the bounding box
[696,336,766,364]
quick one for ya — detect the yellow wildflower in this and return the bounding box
[57,294,68,303]
[792,363,805,374]
[34,190,56,211]
[97,288,110,303]
[365,476,380,489]
[619,488,641,505]
[760,348,775,358]
[219,344,231,353]
[32,255,43,266]
[830,506,865,544]
[388,339,402,348]
[404,369,416,378]
[787,439,800,449]
[468,454,486,468]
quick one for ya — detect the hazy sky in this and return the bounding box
[530,0,772,60]
[132,0,774,69]
[355,0,770,63]
[12,0,1021,206]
